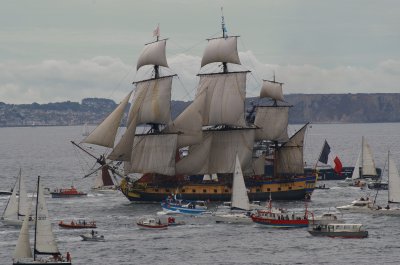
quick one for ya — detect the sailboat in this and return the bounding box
[1,169,32,226]
[12,176,71,265]
[338,136,377,187]
[213,155,255,224]
[75,15,316,202]
[91,162,119,193]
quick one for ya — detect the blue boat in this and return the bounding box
[161,197,208,215]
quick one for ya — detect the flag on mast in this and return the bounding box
[318,140,343,174]
[153,24,160,37]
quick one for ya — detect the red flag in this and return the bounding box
[333,156,343,174]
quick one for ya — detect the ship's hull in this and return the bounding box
[120,175,316,202]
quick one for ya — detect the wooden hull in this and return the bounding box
[120,175,316,202]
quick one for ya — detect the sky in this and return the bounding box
[1,0,400,104]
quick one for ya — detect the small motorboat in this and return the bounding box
[59,220,97,229]
[308,223,368,238]
[315,184,330,190]
[137,217,168,230]
[80,231,105,241]
[336,197,378,213]
[161,196,208,215]
[51,186,87,198]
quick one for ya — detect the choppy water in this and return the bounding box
[1,123,400,264]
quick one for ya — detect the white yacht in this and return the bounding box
[336,198,378,213]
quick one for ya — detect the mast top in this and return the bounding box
[221,7,227,38]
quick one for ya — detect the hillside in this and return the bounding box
[0,93,399,127]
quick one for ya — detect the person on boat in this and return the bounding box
[386,204,390,210]
[71,220,74,225]
[91,230,95,236]
[83,220,86,226]
[360,197,365,201]
[66,252,71,262]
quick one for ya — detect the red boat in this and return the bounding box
[51,186,87,198]
[251,200,310,228]
[137,217,168,230]
[59,220,97,229]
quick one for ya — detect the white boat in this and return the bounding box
[336,198,378,213]
[370,151,400,216]
[137,217,168,230]
[80,231,105,242]
[214,155,254,224]
[308,223,368,238]
[1,169,33,226]
[338,137,377,187]
[12,176,72,265]
[308,213,344,226]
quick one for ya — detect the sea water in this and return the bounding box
[0,123,400,264]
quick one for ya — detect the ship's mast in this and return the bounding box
[33,176,40,261]
[221,7,228,73]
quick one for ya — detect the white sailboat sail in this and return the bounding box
[13,210,33,260]
[361,137,377,176]
[351,153,361,180]
[388,153,400,203]
[18,173,29,218]
[136,39,169,70]
[231,155,250,211]
[34,178,60,255]
[2,170,29,224]
[2,178,19,219]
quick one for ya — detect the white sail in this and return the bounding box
[13,210,33,260]
[134,76,173,125]
[388,154,400,203]
[83,91,132,148]
[93,171,104,189]
[351,152,361,180]
[164,91,206,148]
[130,134,178,175]
[211,174,218,181]
[362,137,377,176]
[243,154,266,176]
[260,80,284,101]
[35,179,60,255]
[275,124,307,175]
[254,106,289,142]
[203,174,211,181]
[108,115,138,161]
[176,129,255,175]
[201,36,241,67]
[136,39,169,70]
[231,155,250,211]
[18,173,29,218]
[197,72,247,127]
[2,178,19,219]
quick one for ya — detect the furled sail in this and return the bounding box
[176,129,255,175]
[13,211,33,260]
[130,134,178,176]
[35,178,60,255]
[231,155,250,211]
[136,39,169,70]
[254,106,289,142]
[201,36,241,67]
[260,80,284,101]
[82,91,132,148]
[197,72,248,127]
[275,124,308,176]
[361,137,377,176]
[388,153,400,203]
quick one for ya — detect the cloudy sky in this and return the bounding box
[1,0,399,104]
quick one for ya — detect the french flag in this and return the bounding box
[318,140,343,174]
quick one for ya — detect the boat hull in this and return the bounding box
[251,215,309,228]
[120,175,316,202]
[161,203,208,215]
[137,223,168,230]
[51,193,87,198]
[80,234,105,241]
[13,262,71,265]
[308,230,368,238]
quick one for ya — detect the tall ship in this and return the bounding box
[74,14,316,202]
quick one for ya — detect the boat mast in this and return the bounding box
[33,176,40,261]
[17,169,21,220]
[361,136,364,178]
[221,7,228,73]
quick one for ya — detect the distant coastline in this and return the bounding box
[1,93,399,127]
